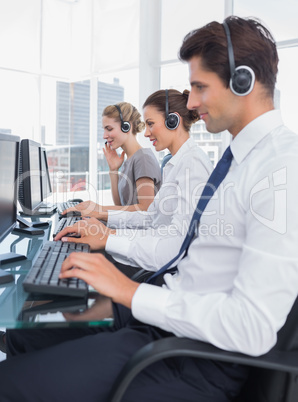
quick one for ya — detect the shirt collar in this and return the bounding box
[166,137,195,167]
[230,109,283,164]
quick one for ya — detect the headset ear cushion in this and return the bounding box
[165,113,180,130]
[121,121,131,133]
[230,65,255,96]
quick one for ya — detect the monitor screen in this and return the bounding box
[0,133,19,242]
[18,139,43,213]
[40,147,52,200]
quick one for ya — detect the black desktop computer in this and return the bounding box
[18,139,56,216]
[0,133,26,271]
[39,146,55,208]
[40,146,52,201]
[39,145,82,219]
[0,134,89,297]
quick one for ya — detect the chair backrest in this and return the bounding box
[274,296,298,351]
[110,297,298,402]
[160,153,172,173]
[238,296,298,402]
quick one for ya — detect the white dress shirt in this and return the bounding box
[105,138,213,269]
[132,110,298,356]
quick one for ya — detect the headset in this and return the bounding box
[222,21,255,96]
[165,89,180,130]
[114,104,131,133]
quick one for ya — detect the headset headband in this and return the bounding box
[114,104,131,133]
[223,21,235,78]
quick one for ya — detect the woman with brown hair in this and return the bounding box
[57,88,213,271]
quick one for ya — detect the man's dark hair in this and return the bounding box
[179,16,278,97]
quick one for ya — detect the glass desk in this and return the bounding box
[0,213,114,329]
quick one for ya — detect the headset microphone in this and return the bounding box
[223,21,255,96]
[114,104,131,133]
[165,89,180,130]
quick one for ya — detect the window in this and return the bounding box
[234,0,298,133]
[234,0,298,42]
[0,70,39,140]
[161,0,224,62]
[160,0,225,165]
[0,0,140,202]
[0,0,297,202]
[276,47,298,134]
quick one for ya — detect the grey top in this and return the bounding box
[118,148,161,206]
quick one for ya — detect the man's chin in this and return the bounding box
[204,124,222,135]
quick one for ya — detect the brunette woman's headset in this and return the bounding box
[165,89,180,130]
[114,104,131,133]
[223,21,255,96]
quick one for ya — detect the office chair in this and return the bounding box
[109,296,298,402]
[160,153,172,173]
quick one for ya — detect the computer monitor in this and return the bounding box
[40,147,52,200]
[18,139,43,214]
[0,133,26,265]
[0,133,19,242]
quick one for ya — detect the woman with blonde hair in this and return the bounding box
[101,102,161,211]
[62,102,161,217]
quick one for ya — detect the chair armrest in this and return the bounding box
[109,336,298,402]
[130,269,150,283]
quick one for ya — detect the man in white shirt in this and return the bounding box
[1,16,298,402]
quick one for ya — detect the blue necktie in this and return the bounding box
[147,146,233,283]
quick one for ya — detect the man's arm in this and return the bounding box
[131,154,298,356]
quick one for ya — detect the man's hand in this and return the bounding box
[59,253,140,308]
[54,218,116,250]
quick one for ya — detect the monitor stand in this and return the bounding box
[39,201,55,209]
[12,216,46,236]
[13,226,45,236]
[17,215,49,228]
[0,252,27,266]
[0,217,30,265]
[19,205,56,216]
[37,205,57,215]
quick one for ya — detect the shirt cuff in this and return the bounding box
[107,210,127,229]
[105,234,131,257]
[131,283,171,328]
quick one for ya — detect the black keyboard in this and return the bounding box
[23,241,90,298]
[53,216,81,237]
[56,201,80,215]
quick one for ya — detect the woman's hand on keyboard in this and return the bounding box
[54,218,116,250]
[59,253,140,309]
[62,201,108,220]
